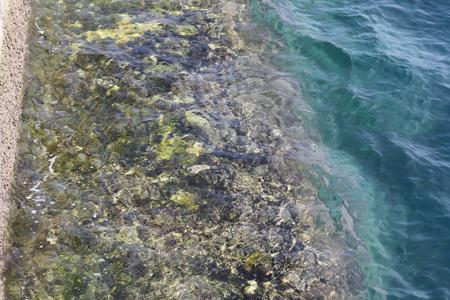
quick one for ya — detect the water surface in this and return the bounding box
[249,0,450,298]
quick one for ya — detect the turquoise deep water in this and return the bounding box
[251,0,450,298]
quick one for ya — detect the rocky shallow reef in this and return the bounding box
[7,0,364,298]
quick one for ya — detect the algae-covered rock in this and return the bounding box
[170,190,199,211]
[244,251,268,272]
[84,16,162,44]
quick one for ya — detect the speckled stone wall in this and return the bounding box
[0,0,31,297]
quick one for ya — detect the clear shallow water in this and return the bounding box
[6,0,365,299]
[250,0,450,298]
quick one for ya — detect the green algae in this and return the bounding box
[185,111,211,130]
[170,191,199,211]
[156,135,203,163]
[244,251,268,271]
[84,15,162,44]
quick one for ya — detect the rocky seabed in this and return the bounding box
[6,0,365,299]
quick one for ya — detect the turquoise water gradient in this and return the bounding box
[250,0,450,298]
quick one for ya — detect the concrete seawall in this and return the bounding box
[0,0,31,297]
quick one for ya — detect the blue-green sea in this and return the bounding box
[251,0,450,298]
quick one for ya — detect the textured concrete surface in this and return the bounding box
[0,0,31,296]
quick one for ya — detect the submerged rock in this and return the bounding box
[6,0,364,299]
